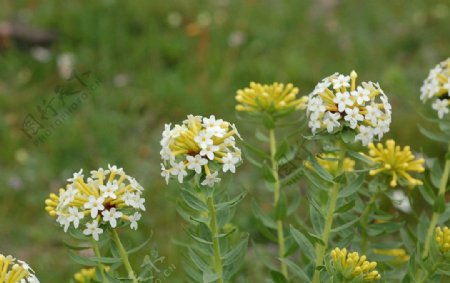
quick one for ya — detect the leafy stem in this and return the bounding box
[360,187,381,255]
[312,144,346,283]
[111,228,138,283]
[422,141,450,259]
[207,195,224,283]
[269,128,289,279]
[91,238,110,283]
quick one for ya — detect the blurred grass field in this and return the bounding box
[0,0,449,282]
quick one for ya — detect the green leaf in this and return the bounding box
[252,200,277,229]
[341,128,356,144]
[430,159,443,189]
[418,125,449,143]
[307,232,325,246]
[275,140,289,161]
[289,225,315,260]
[263,114,276,129]
[347,150,373,164]
[330,218,358,233]
[216,192,247,211]
[63,241,91,251]
[281,167,304,187]
[69,251,121,266]
[308,154,334,182]
[203,272,220,283]
[188,248,210,272]
[339,174,365,198]
[433,197,446,214]
[262,163,276,183]
[418,180,437,205]
[222,235,248,266]
[275,192,288,220]
[126,236,152,254]
[335,200,355,214]
[279,258,311,282]
[270,270,288,283]
[180,189,208,212]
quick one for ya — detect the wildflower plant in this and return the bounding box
[327,248,380,282]
[0,254,39,283]
[160,115,248,283]
[45,166,152,283]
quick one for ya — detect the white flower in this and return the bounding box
[132,194,146,211]
[84,195,105,218]
[312,81,331,95]
[201,172,221,187]
[391,189,411,214]
[308,119,321,134]
[200,144,220,160]
[186,154,208,174]
[160,163,171,184]
[203,115,226,137]
[129,212,142,230]
[83,220,103,241]
[365,104,382,124]
[332,74,350,89]
[222,153,239,173]
[432,99,449,119]
[90,168,109,180]
[333,91,353,112]
[444,81,450,93]
[344,107,364,129]
[352,86,370,105]
[355,125,374,146]
[66,206,84,231]
[194,131,214,149]
[231,123,243,140]
[102,208,123,228]
[171,161,188,183]
[108,164,124,175]
[67,169,83,182]
[323,112,341,133]
[99,181,119,199]
[307,97,326,113]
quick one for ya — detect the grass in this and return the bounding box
[0,0,449,281]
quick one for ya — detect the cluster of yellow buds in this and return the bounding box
[235,82,308,114]
[373,248,410,264]
[364,140,425,187]
[436,226,450,254]
[305,153,355,175]
[74,267,110,283]
[330,248,381,281]
[0,254,39,283]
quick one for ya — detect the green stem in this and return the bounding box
[312,146,346,283]
[91,239,110,283]
[417,255,441,283]
[422,142,450,259]
[269,128,289,279]
[207,196,224,283]
[111,229,138,283]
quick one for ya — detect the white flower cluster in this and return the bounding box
[420,58,450,119]
[0,254,39,283]
[45,165,145,241]
[160,115,242,187]
[306,71,392,145]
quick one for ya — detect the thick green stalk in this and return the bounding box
[111,229,138,283]
[269,128,289,279]
[91,239,110,283]
[422,142,450,259]
[312,147,345,283]
[207,196,224,283]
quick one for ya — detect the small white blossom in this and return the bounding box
[84,196,105,219]
[222,153,239,173]
[83,220,103,241]
[201,172,221,187]
[66,206,84,231]
[102,208,123,228]
[344,107,364,129]
[99,181,119,199]
[129,212,142,230]
[333,91,353,112]
[67,169,83,182]
[171,161,188,183]
[332,74,350,89]
[323,112,341,133]
[352,86,370,105]
[432,99,449,119]
[194,131,214,149]
[200,144,220,160]
[420,58,450,119]
[160,163,171,184]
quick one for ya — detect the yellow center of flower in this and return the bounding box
[0,255,30,283]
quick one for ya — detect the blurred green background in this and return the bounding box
[0,0,449,282]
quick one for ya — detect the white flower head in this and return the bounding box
[306,71,391,144]
[420,58,450,119]
[160,115,242,186]
[45,166,146,240]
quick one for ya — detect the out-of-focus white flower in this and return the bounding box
[57,53,75,80]
[306,71,392,145]
[390,190,411,214]
[420,58,450,119]
[228,31,246,48]
[31,47,51,63]
[167,12,182,28]
[160,115,242,186]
